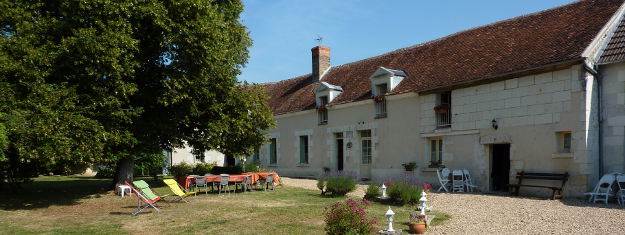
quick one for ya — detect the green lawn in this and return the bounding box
[0,176,448,234]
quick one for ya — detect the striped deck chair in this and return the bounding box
[128,180,162,215]
[163,179,197,202]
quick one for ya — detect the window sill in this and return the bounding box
[422,167,442,172]
[552,153,572,159]
[375,114,387,119]
[318,122,328,126]
[297,164,310,167]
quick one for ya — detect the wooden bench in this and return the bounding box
[508,171,569,200]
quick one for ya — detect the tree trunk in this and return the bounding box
[113,157,134,190]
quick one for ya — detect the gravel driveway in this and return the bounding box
[281,177,625,234]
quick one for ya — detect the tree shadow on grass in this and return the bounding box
[0,176,114,210]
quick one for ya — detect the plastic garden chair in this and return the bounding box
[163,179,197,202]
[219,174,232,195]
[462,169,478,192]
[128,181,161,215]
[585,173,616,204]
[236,175,253,192]
[616,174,625,206]
[194,176,209,194]
[437,168,451,192]
[452,170,465,192]
[264,174,275,191]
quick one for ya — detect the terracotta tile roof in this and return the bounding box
[599,15,625,64]
[265,0,623,115]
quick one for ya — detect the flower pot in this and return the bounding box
[409,222,427,234]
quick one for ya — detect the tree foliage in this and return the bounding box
[0,0,273,187]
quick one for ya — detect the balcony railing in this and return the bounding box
[374,96,387,118]
[317,106,328,125]
[434,103,451,128]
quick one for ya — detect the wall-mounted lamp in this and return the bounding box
[346,142,353,149]
[491,119,498,130]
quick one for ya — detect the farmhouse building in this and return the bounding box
[252,0,625,197]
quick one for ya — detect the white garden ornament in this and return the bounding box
[380,183,388,199]
[419,191,428,215]
[384,206,395,233]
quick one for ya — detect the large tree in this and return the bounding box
[0,0,273,187]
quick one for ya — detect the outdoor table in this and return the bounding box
[183,172,280,190]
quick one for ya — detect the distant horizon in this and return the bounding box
[238,0,575,84]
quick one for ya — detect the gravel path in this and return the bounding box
[281,177,625,234]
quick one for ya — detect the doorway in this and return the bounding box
[336,138,344,172]
[491,144,510,191]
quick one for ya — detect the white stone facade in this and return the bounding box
[258,65,613,197]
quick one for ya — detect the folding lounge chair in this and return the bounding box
[128,181,161,216]
[585,174,616,204]
[163,179,197,202]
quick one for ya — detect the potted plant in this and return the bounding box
[433,103,449,114]
[408,212,427,234]
[373,95,385,102]
[402,162,417,171]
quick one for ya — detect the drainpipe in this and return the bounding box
[583,61,603,177]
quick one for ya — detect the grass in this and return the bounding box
[0,176,448,234]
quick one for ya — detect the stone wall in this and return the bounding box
[600,62,625,175]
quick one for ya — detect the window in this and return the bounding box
[269,138,277,165]
[318,96,328,125]
[374,83,388,118]
[429,139,443,166]
[360,130,372,164]
[557,132,572,153]
[435,92,452,128]
[299,136,309,164]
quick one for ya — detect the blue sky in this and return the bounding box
[239,0,575,83]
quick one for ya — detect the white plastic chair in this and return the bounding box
[205,173,218,191]
[616,174,625,206]
[452,170,465,192]
[437,168,451,192]
[194,176,209,194]
[237,175,253,192]
[219,174,231,195]
[585,173,616,204]
[462,169,478,192]
[264,174,275,191]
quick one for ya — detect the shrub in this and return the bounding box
[169,162,194,178]
[387,181,422,205]
[324,199,377,235]
[193,162,215,175]
[317,178,326,195]
[242,162,262,172]
[364,184,380,200]
[94,164,116,178]
[325,176,356,196]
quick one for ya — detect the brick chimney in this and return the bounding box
[311,46,330,82]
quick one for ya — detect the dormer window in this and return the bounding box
[370,67,406,119]
[315,82,343,125]
[434,91,452,128]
